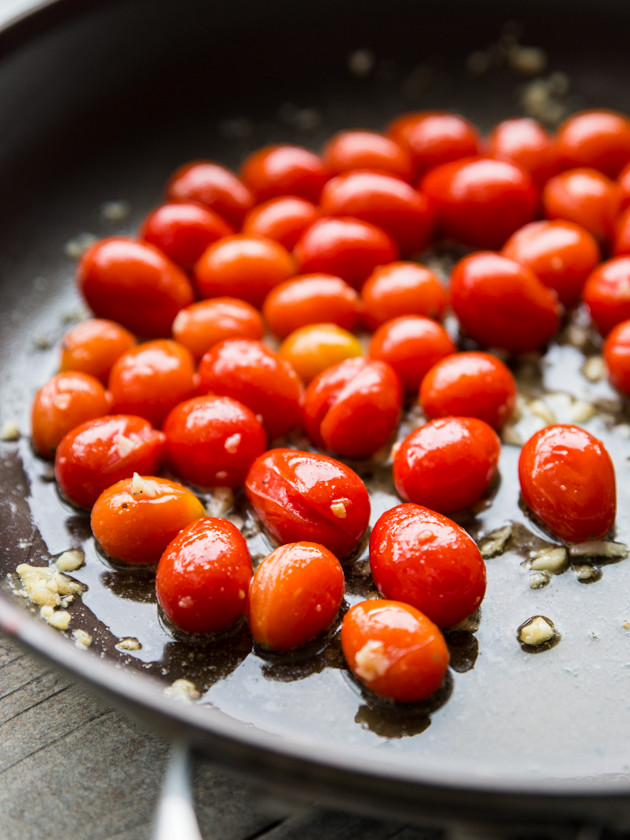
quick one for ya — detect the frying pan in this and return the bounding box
[2,0,630,835]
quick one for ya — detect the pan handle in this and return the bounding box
[152,741,203,840]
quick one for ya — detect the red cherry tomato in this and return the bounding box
[393,417,500,513]
[54,415,165,509]
[77,238,195,338]
[59,318,136,383]
[612,206,630,256]
[360,261,448,330]
[420,351,517,430]
[323,129,414,181]
[279,324,363,384]
[198,339,303,440]
[450,251,560,353]
[370,503,486,627]
[485,117,558,187]
[163,395,266,488]
[518,424,616,543]
[542,167,622,242]
[172,298,264,362]
[341,599,450,703]
[91,475,205,565]
[319,170,434,256]
[304,357,402,458]
[583,256,630,336]
[294,216,399,290]
[604,319,630,394]
[617,160,630,210]
[248,542,345,651]
[108,339,196,428]
[240,144,330,203]
[421,158,538,249]
[368,315,455,393]
[140,202,234,268]
[263,274,361,339]
[241,196,320,250]
[165,160,253,228]
[31,372,113,459]
[502,220,600,308]
[156,517,252,635]
[387,111,480,176]
[245,448,370,558]
[556,109,630,177]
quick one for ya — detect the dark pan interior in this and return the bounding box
[3,0,630,830]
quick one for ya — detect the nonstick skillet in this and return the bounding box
[2,0,630,835]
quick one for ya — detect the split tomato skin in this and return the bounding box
[361,261,448,331]
[240,144,330,203]
[165,160,254,228]
[245,448,371,559]
[248,542,345,651]
[59,318,136,383]
[369,503,487,628]
[156,517,252,635]
[140,201,234,268]
[263,274,361,340]
[518,424,616,543]
[604,319,630,394]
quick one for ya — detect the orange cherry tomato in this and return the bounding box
[542,167,622,242]
[241,196,320,250]
[322,129,414,181]
[245,448,371,558]
[156,517,252,634]
[31,372,112,459]
[54,415,165,509]
[450,251,560,353]
[140,201,234,268]
[518,424,616,543]
[485,117,558,187]
[172,297,264,362]
[393,417,500,513]
[604,319,630,394]
[556,109,630,178]
[165,160,253,228]
[582,256,630,335]
[77,238,195,339]
[240,144,330,203]
[421,158,538,249]
[194,234,296,308]
[91,474,205,565]
[360,261,448,330]
[387,111,480,177]
[59,318,136,383]
[248,542,345,651]
[368,315,455,393]
[502,220,600,308]
[263,273,361,340]
[108,339,196,428]
[420,351,517,430]
[341,599,449,703]
[279,324,363,384]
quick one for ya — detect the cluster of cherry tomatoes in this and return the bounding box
[30,108,627,706]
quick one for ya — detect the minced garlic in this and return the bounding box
[353,639,390,682]
[16,564,83,609]
[518,616,557,646]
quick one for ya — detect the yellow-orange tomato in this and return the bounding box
[279,323,363,383]
[91,474,205,565]
[59,319,136,382]
[172,298,264,361]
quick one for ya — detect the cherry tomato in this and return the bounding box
[450,251,560,353]
[245,448,370,558]
[241,196,320,250]
[617,160,630,210]
[304,357,402,458]
[54,415,165,509]
[582,256,630,336]
[279,324,363,384]
[518,424,616,543]
[322,129,414,181]
[294,216,399,290]
[172,297,264,361]
[612,206,630,256]
[263,274,361,339]
[319,170,434,256]
[420,351,517,430]
[198,339,303,440]
[156,517,252,634]
[31,372,113,459]
[77,238,195,338]
[240,144,330,203]
[421,158,538,249]
[556,109,630,177]
[91,474,205,565]
[108,339,196,428]
[59,318,136,383]
[502,220,600,308]
[542,167,622,242]
[368,315,455,393]
[165,160,253,228]
[194,234,296,308]
[163,395,266,488]
[341,599,449,703]
[360,261,448,330]
[387,111,480,176]
[485,117,558,187]
[604,319,630,394]
[248,542,345,651]
[140,201,234,268]
[393,417,500,513]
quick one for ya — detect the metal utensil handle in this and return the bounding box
[153,742,203,840]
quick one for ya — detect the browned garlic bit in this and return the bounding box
[0,420,20,441]
[54,549,85,572]
[530,546,567,573]
[518,616,558,648]
[479,525,512,559]
[116,637,142,652]
[165,679,200,702]
[205,487,234,518]
[72,629,93,649]
[131,473,159,498]
[569,541,630,560]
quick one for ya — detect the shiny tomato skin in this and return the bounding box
[485,117,558,187]
[450,251,560,353]
[54,415,165,509]
[240,144,330,203]
[245,448,370,558]
[393,417,500,513]
[304,357,402,458]
[361,261,448,330]
[556,109,630,177]
[163,395,266,488]
[91,475,205,565]
[77,237,194,338]
[542,167,622,242]
[341,599,449,703]
[140,202,234,268]
[369,503,486,627]
[172,298,264,362]
[583,256,630,336]
[613,206,630,256]
[518,424,616,543]
[241,196,320,250]
[279,324,363,384]
[421,157,538,249]
[323,129,414,181]
[263,273,361,339]
[165,160,254,228]
[387,111,480,176]
[420,351,517,430]
[617,161,630,210]
[604,319,630,394]
[59,319,136,383]
[248,542,345,651]
[198,339,303,440]
[156,517,252,635]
